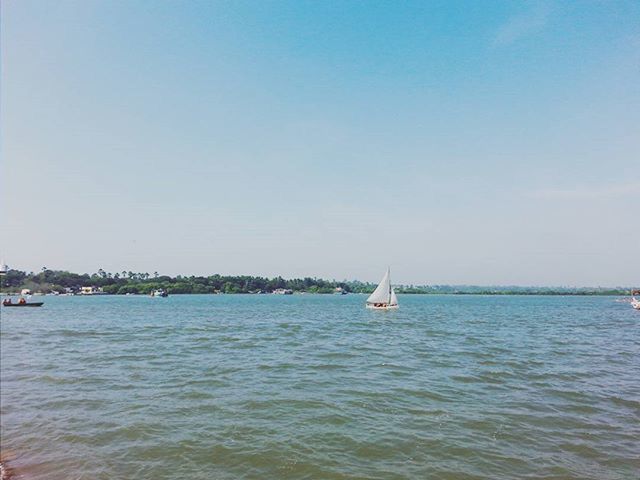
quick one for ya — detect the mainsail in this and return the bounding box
[367,268,394,304]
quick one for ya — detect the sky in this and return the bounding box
[1,0,639,286]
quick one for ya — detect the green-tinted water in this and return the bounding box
[1,295,638,479]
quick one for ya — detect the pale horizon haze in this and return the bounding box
[1,1,639,286]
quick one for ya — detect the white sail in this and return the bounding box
[367,268,391,304]
[390,288,398,305]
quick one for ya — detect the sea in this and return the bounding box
[0,294,638,479]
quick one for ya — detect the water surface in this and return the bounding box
[1,294,638,479]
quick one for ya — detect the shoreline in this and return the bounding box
[0,291,633,297]
[1,269,635,297]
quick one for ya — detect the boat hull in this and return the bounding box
[366,304,399,310]
[3,302,44,307]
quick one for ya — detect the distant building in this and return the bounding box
[80,286,105,295]
[272,288,293,295]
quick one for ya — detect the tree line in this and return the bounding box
[0,268,368,295]
[0,268,631,296]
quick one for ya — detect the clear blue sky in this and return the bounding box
[1,1,639,286]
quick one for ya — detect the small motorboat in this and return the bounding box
[151,289,169,297]
[2,299,44,307]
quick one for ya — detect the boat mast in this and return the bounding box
[387,266,391,304]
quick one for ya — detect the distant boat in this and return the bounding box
[2,299,43,307]
[151,289,168,297]
[366,268,399,310]
[632,289,640,310]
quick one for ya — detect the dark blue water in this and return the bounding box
[1,294,638,479]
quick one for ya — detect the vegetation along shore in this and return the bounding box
[0,269,631,296]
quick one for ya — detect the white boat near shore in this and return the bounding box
[272,288,293,295]
[631,290,640,310]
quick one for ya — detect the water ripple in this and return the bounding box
[1,294,639,479]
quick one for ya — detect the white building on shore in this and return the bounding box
[79,286,106,295]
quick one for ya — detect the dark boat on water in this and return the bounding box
[2,300,44,307]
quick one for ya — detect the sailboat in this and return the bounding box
[366,268,399,310]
